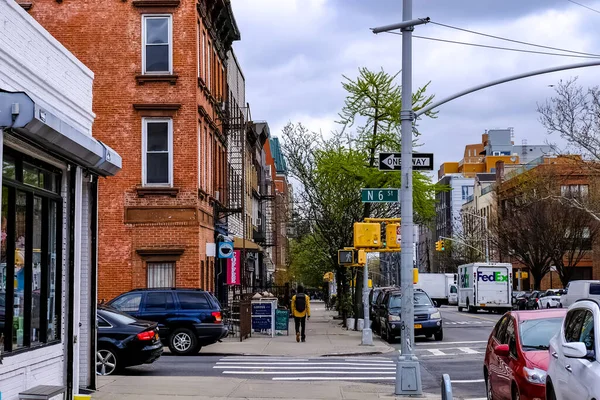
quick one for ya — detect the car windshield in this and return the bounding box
[519,317,563,350]
[389,292,433,309]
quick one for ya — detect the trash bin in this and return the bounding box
[357,318,365,331]
[346,317,355,330]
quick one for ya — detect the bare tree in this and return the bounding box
[494,166,600,289]
[538,78,600,162]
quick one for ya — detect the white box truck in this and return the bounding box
[415,273,457,305]
[458,263,513,313]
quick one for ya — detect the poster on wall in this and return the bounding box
[227,250,241,285]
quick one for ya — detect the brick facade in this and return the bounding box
[28,0,240,300]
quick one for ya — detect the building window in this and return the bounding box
[461,185,473,201]
[561,184,589,199]
[142,15,172,74]
[142,118,173,186]
[1,148,62,354]
[207,40,211,90]
[147,262,175,288]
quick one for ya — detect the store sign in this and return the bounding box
[227,250,241,285]
[218,241,234,259]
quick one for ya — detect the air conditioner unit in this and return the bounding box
[257,218,262,227]
[215,191,220,201]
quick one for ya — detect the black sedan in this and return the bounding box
[97,306,163,375]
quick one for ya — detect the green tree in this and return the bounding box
[282,68,441,325]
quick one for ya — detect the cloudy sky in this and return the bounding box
[229,0,600,172]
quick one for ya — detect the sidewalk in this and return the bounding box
[94,376,441,400]
[203,302,395,357]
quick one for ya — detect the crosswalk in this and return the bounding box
[413,341,488,357]
[213,356,396,382]
[444,320,494,326]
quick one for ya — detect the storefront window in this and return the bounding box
[47,201,58,341]
[1,148,62,354]
[31,196,42,344]
[1,189,7,346]
[14,191,26,350]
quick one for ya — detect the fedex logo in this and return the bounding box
[477,271,508,282]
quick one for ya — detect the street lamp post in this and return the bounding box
[373,3,429,396]
[372,3,600,394]
[462,211,489,263]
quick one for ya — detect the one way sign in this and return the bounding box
[378,152,434,171]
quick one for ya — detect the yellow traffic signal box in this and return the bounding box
[435,240,446,251]
[357,249,367,265]
[386,223,400,249]
[338,249,355,265]
[353,222,381,248]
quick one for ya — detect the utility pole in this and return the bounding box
[373,3,429,395]
[361,253,372,345]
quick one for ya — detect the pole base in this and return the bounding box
[395,358,423,395]
[360,328,374,346]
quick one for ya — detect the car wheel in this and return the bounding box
[458,306,463,312]
[546,380,557,400]
[485,373,493,400]
[169,327,199,355]
[434,330,443,341]
[97,346,119,376]
[546,304,551,309]
[511,384,520,400]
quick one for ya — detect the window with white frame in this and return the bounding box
[561,184,589,199]
[207,40,211,89]
[142,15,172,74]
[147,262,175,288]
[143,118,173,186]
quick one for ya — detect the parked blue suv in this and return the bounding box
[107,288,228,355]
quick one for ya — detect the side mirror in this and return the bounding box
[494,344,510,358]
[563,342,588,359]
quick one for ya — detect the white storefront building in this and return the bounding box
[0,2,121,399]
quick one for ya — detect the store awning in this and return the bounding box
[0,90,121,176]
[233,237,262,251]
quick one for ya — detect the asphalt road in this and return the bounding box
[116,305,502,399]
[391,305,502,400]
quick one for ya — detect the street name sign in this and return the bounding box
[378,152,434,171]
[361,188,399,203]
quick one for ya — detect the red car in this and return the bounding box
[483,309,566,400]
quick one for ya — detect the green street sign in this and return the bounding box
[361,188,399,203]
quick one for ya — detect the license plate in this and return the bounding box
[480,304,486,307]
[414,324,422,329]
[154,333,159,340]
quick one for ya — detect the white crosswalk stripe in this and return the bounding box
[214,356,396,382]
[444,320,494,325]
[413,346,485,357]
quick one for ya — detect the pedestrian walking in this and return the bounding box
[291,285,310,342]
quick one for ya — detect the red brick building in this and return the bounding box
[26,0,240,300]
[497,156,600,290]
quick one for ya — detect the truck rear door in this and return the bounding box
[476,266,510,306]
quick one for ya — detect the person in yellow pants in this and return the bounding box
[291,285,310,342]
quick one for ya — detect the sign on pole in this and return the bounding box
[361,188,399,203]
[227,250,241,285]
[396,225,401,245]
[378,152,434,171]
[338,249,355,265]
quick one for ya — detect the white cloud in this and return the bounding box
[231,0,600,173]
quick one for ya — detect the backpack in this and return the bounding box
[295,294,306,313]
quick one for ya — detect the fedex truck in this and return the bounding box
[457,263,512,313]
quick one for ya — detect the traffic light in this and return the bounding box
[357,249,367,265]
[435,240,446,251]
[353,222,381,248]
[386,223,400,249]
[338,249,355,265]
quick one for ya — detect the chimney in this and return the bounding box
[495,160,505,184]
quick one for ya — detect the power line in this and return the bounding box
[567,0,600,15]
[386,31,600,59]
[428,20,600,57]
